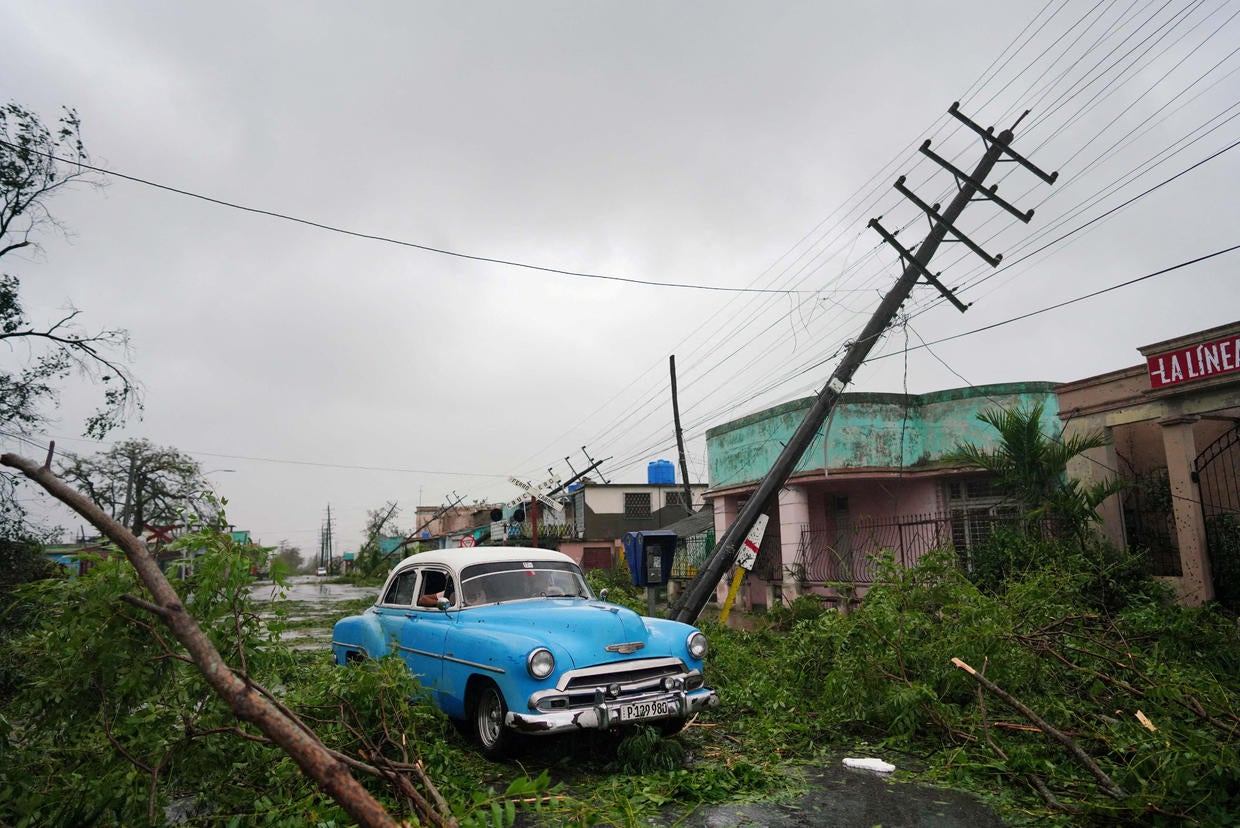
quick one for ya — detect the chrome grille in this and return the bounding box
[563,662,682,692]
[552,657,687,706]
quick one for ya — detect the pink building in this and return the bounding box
[703,383,1059,611]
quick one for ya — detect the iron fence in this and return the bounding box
[796,513,949,584]
[1113,445,1181,577]
[674,508,1086,587]
[672,530,714,579]
[1196,426,1240,607]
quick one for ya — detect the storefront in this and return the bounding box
[1056,321,1240,605]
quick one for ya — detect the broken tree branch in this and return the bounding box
[952,656,1125,799]
[974,657,1072,814]
[1,452,400,828]
[120,592,174,619]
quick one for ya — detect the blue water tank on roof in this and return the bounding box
[647,459,675,485]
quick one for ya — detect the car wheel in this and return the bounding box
[470,681,511,757]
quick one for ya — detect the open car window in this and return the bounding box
[416,568,456,608]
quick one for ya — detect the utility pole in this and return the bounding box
[669,355,696,516]
[546,456,609,497]
[582,445,609,483]
[319,505,335,571]
[669,103,1056,624]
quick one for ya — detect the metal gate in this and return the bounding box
[1194,426,1240,609]
[1116,452,1180,577]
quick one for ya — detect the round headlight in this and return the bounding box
[687,631,708,660]
[527,647,555,679]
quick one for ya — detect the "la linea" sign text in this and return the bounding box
[1147,334,1240,389]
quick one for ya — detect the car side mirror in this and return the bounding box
[437,596,451,612]
[599,588,609,602]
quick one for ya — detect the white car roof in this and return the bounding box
[389,546,578,576]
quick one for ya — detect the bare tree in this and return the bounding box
[59,438,208,535]
[0,102,140,440]
[1,102,140,539]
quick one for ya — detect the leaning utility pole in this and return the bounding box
[669,103,1056,624]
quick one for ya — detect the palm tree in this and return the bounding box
[948,401,1123,539]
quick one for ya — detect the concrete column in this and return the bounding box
[712,496,740,605]
[777,484,810,606]
[1160,415,1213,604]
[1083,436,1125,550]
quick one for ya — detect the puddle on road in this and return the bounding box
[247,575,380,649]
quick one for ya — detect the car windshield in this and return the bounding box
[459,560,592,605]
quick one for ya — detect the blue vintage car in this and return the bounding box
[331,547,718,755]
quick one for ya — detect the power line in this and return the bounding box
[921,121,1240,313]
[531,4,1240,489]
[609,240,1237,479]
[0,140,807,296]
[890,242,1240,357]
[905,321,1213,511]
[4,432,514,479]
[513,2,1104,477]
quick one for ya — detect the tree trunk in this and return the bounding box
[2,451,402,828]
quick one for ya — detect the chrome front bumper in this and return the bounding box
[505,687,719,735]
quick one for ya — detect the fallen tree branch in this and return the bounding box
[2,451,401,828]
[415,759,454,819]
[952,656,1125,800]
[974,658,1074,814]
[120,592,174,619]
[187,722,456,828]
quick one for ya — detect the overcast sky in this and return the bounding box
[3,1,1238,554]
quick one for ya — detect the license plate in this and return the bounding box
[617,699,673,722]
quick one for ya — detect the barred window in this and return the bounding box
[624,492,652,518]
[666,490,687,507]
[947,476,1017,560]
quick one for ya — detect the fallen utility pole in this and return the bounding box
[669,103,1056,624]
[545,455,610,498]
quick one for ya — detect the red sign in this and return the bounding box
[459,536,476,548]
[1147,334,1240,389]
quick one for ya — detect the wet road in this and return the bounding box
[248,574,379,647]
[658,763,1005,828]
[249,573,378,603]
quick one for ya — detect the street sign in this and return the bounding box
[459,536,476,548]
[508,476,561,510]
[735,514,768,571]
[720,513,769,624]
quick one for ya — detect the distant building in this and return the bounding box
[41,538,114,576]
[558,479,709,571]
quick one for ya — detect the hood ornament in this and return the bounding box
[605,641,645,654]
